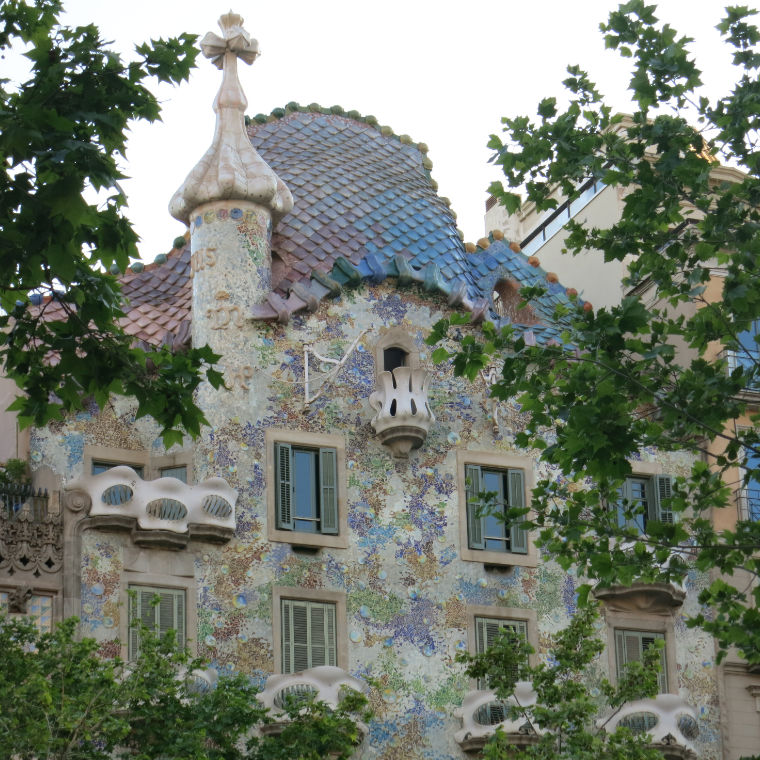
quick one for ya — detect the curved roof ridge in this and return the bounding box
[246,102,463,237]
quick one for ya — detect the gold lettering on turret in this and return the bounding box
[206,290,245,329]
[190,247,217,276]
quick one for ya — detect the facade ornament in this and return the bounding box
[169,12,293,224]
[0,511,63,576]
[369,367,435,458]
[7,585,33,613]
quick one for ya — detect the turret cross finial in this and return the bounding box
[200,11,259,70]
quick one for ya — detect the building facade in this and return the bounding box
[0,13,744,760]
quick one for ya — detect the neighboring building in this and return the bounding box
[0,13,739,760]
[484,134,760,760]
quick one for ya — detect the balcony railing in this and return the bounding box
[736,488,760,522]
[0,484,49,521]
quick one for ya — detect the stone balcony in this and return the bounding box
[257,666,368,739]
[63,466,237,548]
[369,367,435,458]
[454,683,540,753]
[601,694,699,760]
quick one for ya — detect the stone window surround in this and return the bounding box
[265,429,348,550]
[83,445,193,484]
[372,326,421,385]
[117,550,198,660]
[456,450,538,568]
[467,604,539,671]
[603,607,678,694]
[271,586,348,673]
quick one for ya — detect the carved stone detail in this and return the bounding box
[369,367,435,458]
[63,466,236,542]
[0,511,63,576]
[454,684,540,753]
[594,581,686,612]
[257,666,367,740]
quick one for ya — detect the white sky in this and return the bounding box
[9,0,757,260]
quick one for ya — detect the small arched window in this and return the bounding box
[383,346,408,373]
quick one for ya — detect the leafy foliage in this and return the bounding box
[430,2,760,665]
[0,0,222,446]
[458,605,665,760]
[0,612,368,760]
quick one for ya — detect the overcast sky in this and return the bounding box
[10,0,757,260]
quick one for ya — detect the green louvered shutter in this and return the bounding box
[508,469,528,554]
[653,475,674,524]
[275,442,294,530]
[129,586,185,660]
[475,617,527,688]
[615,629,667,693]
[465,464,484,549]
[282,599,337,673]
[319,447,338,534]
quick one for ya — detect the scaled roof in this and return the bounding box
[42,106,578,347]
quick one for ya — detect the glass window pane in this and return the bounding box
[293,448,318,533]
[92,461,144,478]
[159,465,187,483]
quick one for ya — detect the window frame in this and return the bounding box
[118,562,197,660]
[373,327,420,387]
[0,588,56,634]
[272,586,347,673]
[604,608,677,695]
[615,473,674,533]
[266,430,348,549]
[614,628,668,694]
[457,450,537,567]
[126,584,186,661]
[467,604,538,690]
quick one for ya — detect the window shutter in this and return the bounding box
[281,599,337,673]
[465,465,484,549]
[319,447,338,535]
[475,618,527,688]
[275,443,294,530]
[282,599,292,673]
[158,589,185,647]
[616,630,667,693]
[642,634,668,693]
[654,475,674,523]
[508,469,528,554]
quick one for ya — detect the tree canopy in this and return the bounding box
[459,605,668,760]
[0,612,368,760]
[0,0,222,448]
[429,0,760,665]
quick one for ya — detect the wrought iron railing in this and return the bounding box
[0,484,49,521]
[735,488,760,522]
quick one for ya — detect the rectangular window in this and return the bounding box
[0,591,54,634]
[733,319,760,388]
[92,460,145,478]
[465,465,527,554]
[275,442,338,535]
[280,599,337,673]
[159,465,188,483]
[616,475,673,533]
[615,629,668,693]
[128,585,185,660]
[475,616,528,689]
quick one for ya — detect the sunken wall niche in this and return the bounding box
[369,327,434,458]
